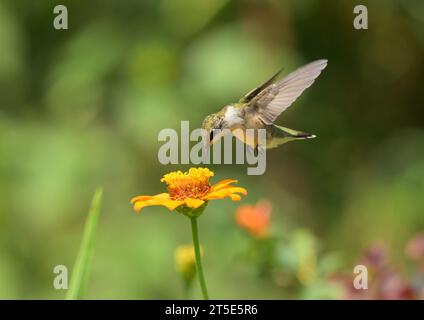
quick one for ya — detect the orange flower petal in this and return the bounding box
[161,199,185,210]
[184,198,205,209]
[131,193,169,204]
[211,179,238,191]
[207,187,247,198]
[204,186,247,201]
[203,189,229,200]
[223,186,248,195]
[228,194,242,201]
[132,194,184,213]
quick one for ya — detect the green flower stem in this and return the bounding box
[190,217,209,300]
[183,280,191,300]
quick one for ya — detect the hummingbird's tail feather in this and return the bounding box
[266,125,316,149]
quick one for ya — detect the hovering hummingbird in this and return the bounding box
[201,59,328,150]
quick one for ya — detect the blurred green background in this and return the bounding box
[1,0,424,299]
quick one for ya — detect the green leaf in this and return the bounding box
[66,187,103,300]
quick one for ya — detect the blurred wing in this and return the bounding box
[250,59,328,124]
[238,69,282,103]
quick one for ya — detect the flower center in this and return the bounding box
[161,168,214,200]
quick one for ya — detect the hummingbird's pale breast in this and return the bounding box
[223,105,243,127]
[222,104,266,148]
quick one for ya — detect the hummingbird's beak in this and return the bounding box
[202,145,210,164]
[210,130,226,145]
[201,130,210,164]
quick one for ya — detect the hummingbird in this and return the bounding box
[201,59,328,150]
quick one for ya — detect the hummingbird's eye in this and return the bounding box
[209,130,214,142]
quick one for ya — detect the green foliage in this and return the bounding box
[66,188,103,300]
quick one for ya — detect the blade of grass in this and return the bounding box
[66,187,103,300]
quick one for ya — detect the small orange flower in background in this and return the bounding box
[235,200,271,238]
[131,167,247,214]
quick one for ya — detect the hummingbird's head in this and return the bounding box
[201,113,225,145]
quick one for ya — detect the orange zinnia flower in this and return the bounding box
[131,168,247,214]
[235,200,271,237]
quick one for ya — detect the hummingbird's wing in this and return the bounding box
[248,59,328,124]
[238,69,282,103]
